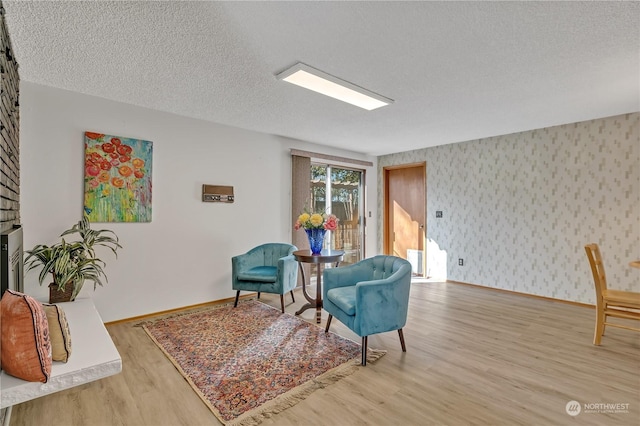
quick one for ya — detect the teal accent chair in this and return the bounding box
[232,243,298,313]
[323,255,412,365]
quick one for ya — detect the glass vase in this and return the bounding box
[305,228,326,255]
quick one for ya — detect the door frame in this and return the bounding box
[383,162,426,275]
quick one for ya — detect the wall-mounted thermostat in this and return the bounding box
[202,185,234,203]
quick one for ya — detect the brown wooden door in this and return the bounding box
[384,163,426,275]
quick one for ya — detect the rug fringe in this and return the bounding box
[366,348,387,363]
[227,349,386,426]
[228,365,356,426]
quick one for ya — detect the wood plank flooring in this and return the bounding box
[9,281,640,426]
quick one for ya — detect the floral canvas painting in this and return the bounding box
[83,132,153,222]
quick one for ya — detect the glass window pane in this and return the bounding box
[310,165,326,214]
[308,163,364,264]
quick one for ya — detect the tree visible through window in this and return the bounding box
[310,164,363,263]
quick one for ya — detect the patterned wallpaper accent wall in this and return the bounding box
[378,113,639,304]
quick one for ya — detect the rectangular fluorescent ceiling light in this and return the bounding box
[276,63,393,111]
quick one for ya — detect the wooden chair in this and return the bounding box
[584,243,640,345]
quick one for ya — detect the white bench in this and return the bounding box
[1,297,122,416]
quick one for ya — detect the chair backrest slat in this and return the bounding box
[585,243,607,297]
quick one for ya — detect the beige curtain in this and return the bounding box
[291,155,311,285]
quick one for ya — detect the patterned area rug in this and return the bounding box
[141,300,385,425]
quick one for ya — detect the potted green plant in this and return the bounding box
[25,215,122,302]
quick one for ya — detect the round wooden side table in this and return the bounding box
[293,249,344,323]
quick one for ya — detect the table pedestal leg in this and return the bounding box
[295,263,320,319]
[315,263,322,323]
[293,252,342,324]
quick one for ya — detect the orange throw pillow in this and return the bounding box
[1,290,52,382]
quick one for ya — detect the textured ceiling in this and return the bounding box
[3,1,639,156]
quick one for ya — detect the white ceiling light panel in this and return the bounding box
[276,63,393,111]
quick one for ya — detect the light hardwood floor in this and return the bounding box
[10,281,640,426]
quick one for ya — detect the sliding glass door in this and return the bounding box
[309,164,363,265]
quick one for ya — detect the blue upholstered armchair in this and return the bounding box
[323,255,412,365]
[232,243,298,313]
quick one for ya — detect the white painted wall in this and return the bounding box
[20,82,377,322]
